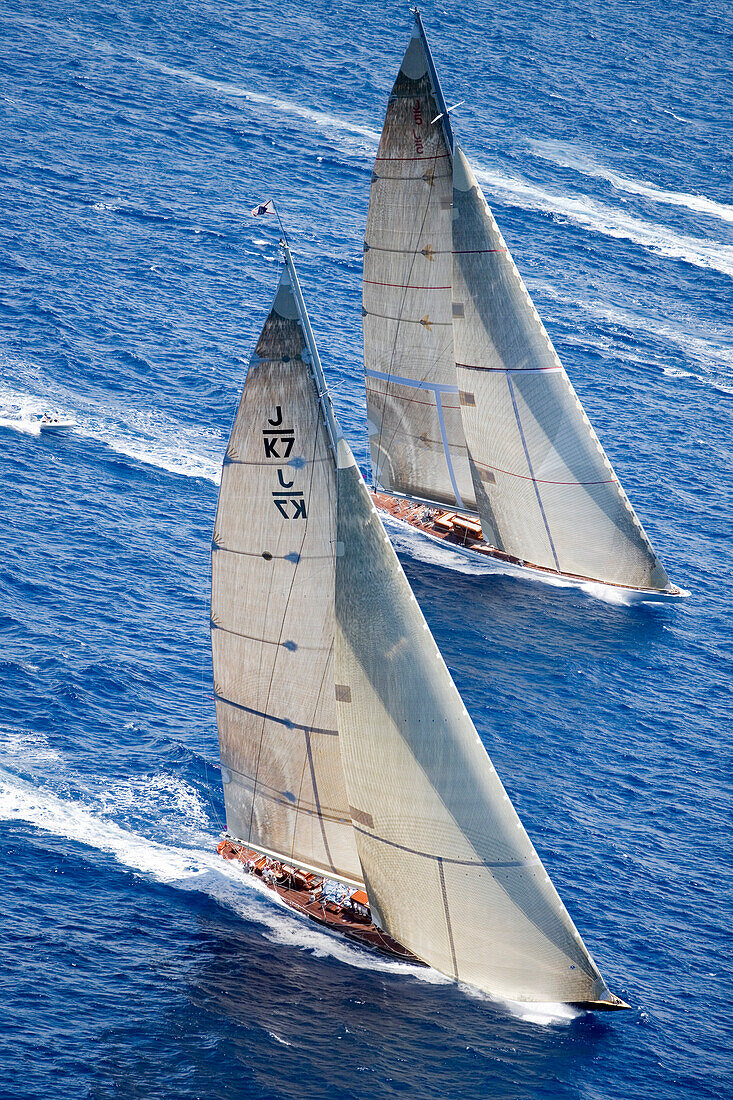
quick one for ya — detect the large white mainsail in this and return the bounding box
[334,438,623,1006]
[362,17,475,510]
[211,258,363,886]
[452,146,669,589]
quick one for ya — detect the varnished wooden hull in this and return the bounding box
[218,839,422,964]
[372,491,686,602]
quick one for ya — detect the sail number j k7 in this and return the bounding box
[263,406,307,520]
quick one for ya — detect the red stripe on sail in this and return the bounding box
[477,462,617,486]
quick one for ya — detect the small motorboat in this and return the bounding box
[38,415,75,431]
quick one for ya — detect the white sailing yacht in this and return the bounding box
[363,11,684,600]
[212,236,629,1010]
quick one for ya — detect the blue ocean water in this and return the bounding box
[1,0,731,1095]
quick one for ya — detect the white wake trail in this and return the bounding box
[474,167,733,279]
[138,55,733,279]
[0,415,41,436]
[0,723,581,1023]
[139,56,381,146]
[0,767,578,1020]
[0,766,440,984]
[0,370,223,483]
[530,141,733,226]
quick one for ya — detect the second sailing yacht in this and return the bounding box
[363,12,685,600]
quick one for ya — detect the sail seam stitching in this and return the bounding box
[352,824,527,868]
[374,153,451,161]
[456,363,562,374]
[472,463,617,487]
[365,280,452,289]
[365,311,452,326]
[211,622,328,650]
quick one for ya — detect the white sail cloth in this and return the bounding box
[334,438,611,1003]
[362,23,475,510]
[211,266,363,885]
[451,146,669,589]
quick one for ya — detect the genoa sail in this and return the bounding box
[362,19,475,511]
[211,263,363,885]
[333,437,616,1004]
[452,146,669,589]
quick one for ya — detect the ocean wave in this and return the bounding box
[529,140,733,226]
[0,729,63,772]
[0,767,442,986]
[137,56,733,279]
[99,771,213,834]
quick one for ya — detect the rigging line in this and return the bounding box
[289,531,341,869]
[287,374,352,873]
[202,650,225,833]
[437,858,459,980]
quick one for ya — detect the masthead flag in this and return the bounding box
[251,199,276,217]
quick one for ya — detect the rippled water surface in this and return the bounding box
[1,1,731,1097]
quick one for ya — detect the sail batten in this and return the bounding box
[211,262,363,885]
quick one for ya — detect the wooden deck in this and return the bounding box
[218,839,423,964]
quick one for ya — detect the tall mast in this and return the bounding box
[412,8,454,154]
[280,239,342,455]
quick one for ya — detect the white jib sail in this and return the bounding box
[452,144,670,590]
[211,264,363,885]
[362,20,475,510]
[334,437,613,1003]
